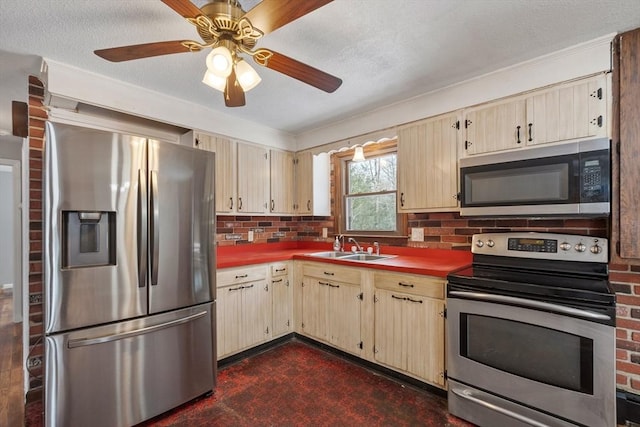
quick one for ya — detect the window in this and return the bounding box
[334,141,406,236]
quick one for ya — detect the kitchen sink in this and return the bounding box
[339,253,396,262]
[308,251,354,258]
[308,251,395,262]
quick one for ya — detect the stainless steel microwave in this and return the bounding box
[459,138,610,216]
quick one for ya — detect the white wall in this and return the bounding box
[296,34,614,151]
[0,167,13,286]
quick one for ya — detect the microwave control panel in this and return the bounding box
[580,150,609,202]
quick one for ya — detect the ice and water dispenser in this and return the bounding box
[61,211,116,268]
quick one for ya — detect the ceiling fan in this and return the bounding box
[94,0,342,107]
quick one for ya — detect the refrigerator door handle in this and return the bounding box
[137,169,148,288]
[150,170,160,286]
[67,310,208,348]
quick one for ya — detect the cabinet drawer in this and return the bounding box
[270,263,289,277]
[302,262,361,285]
[374,271,444,299]
[217,265,267,287]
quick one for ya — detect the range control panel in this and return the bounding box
[472,232,607,263]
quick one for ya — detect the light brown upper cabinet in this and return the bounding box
[237,142,269,214]
[195,132,236,214]
[294,151,314,215]
[463,97,527,155]
[525,74,608,146]
[397,112,460,212]
[269,149,295,214]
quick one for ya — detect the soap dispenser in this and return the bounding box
[333,236,341,251]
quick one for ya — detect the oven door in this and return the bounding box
[447,295,615,427]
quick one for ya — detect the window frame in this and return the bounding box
[333,140,407,238]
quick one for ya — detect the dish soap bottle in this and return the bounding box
[333,236,341,251]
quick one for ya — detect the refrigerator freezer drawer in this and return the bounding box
[45,303,216,427]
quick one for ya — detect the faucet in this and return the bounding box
[338,234,345,252]
[348,237,364,253]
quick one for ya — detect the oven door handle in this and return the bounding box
[449,291,611,321]
[450,387,549,427]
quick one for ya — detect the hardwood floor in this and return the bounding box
[0,290,24,427]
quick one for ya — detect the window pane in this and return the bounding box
[348,154,396,194]
[346,193,397,231]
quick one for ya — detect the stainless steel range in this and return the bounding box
[447,232,615,427]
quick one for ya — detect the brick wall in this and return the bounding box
[27,76,45,398]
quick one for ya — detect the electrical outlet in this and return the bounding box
[411,227,424,242]
[322,228,328,238]
[248,230,254,242]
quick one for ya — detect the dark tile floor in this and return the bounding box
[25,338,474,426]
[138,340,472,426]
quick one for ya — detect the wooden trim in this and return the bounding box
[332,140,407,238]
[11,101,28,137]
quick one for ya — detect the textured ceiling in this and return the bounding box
[1,0,640,137]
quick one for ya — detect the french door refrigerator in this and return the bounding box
[43,122,216,427]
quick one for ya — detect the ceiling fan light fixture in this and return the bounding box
[352,146,365,162]
[206,46,233,77]
[235,59,261,92]
[202,69,227,92]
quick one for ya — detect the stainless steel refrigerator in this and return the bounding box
[43,122,216,427]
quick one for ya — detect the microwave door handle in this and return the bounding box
[448,291,611,321]
[137,169,147,288]
[150,170,160,286]
[450,387,549,427]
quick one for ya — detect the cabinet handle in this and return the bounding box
[464,140,472,150]
[270,199,275,211]
[516,125,521,144]
[528,123,533,142]
[244,284,254,289]
[392,295,407,301]
[229,286,243,291]
[407,297,423,304]
[275,268,285,272]
[229,197,233,210]
[398,282,414,288]
[238,197,243,210]
[323,271,335,276]
[272,278,283,283]
[319,281,331,286]
[400,192,405,207]
[328,283,340,288]
[307,200,311,211]
[235,274,248,279]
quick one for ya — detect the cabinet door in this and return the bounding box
[405,297,445,387]
[464,97,526,155]
[241,281,271,348]
[328,282,362,354]
[526,75,607,145]
[295,151,314,215]
[398,114,460,211]
[301,277,326,340]
[272,275,292,337]
[237,142,268,213]
[269,149,295,214]
[374,289,406,370]
[216,285,242,359]
[196,133,236,213]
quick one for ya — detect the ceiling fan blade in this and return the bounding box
[244,0,333,35]
[94,41,194,62]
[224,67,246,107]
[254,50,342,93]
[161,0,202,19]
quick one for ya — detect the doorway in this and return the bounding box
[0,141,25,426]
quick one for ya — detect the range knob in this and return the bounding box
[590,244,602,254]
[476,240,484,248]
[487,239,495,248]
[560,242,572,251]
[574,242,586,253]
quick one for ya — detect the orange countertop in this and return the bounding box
[217,241,472,278]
